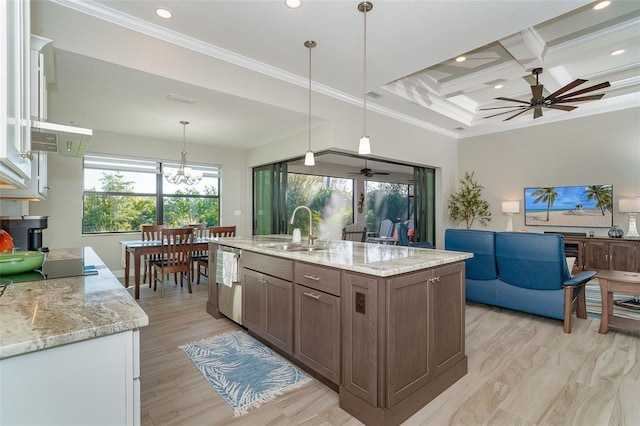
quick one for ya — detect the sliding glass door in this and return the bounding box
[253,162,287,235]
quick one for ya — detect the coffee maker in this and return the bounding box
[0,216,49,252]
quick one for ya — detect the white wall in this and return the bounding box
[457,108,640,236]
[30,130,245,273]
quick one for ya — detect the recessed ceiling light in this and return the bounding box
[494,84,504,89]
[593,1,611,10]
[285,0,302,9]
[155,8,173,19]
[455,56,466,62]
[611,49,625,56]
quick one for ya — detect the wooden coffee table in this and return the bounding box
[597,270,640,334]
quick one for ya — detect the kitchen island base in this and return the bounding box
[339,357,467,426]
[208,238,472,426]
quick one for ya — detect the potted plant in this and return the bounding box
[447,171,492,229]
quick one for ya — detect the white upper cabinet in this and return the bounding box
[1,0,32,188]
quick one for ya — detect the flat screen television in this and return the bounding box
[524,184,613,228]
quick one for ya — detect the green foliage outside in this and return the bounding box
[83,172,219,233]
[447,171,492,229]
[286,174,411,239]
[286,174,353,238]
[365,182,410,233]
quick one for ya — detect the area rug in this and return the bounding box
[180,330,312,417]
[585,279,640,321]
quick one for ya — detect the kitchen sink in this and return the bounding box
[258,243,328,252]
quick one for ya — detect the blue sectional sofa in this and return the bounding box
[444,229,596,333]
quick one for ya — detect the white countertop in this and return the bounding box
[0,248,148,359]
[212,235,473,277]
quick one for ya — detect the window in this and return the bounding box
[365,181,411,234]
[83,154,220,234]
[287,173,354,239]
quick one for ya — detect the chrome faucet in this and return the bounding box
[289,205,316,245]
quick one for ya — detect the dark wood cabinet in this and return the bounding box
[294,262,341,384]
[294,283,340,384]
[583,239,638,272]
[385,262,464,407]
[341,272,378,407]
[241,252,294,355]
[341,262,467,424]
[562,236,639,272]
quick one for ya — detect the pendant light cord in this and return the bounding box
[308,42,312,151]
[362,5,367,136]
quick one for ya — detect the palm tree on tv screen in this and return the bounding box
[584,185,613,216]
[531,187,558,222]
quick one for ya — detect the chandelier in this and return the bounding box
[164,120,203,185]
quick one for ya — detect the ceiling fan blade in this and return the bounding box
[479,105,530,111]
[504,107,532,121]
[531,85,544,101]
[556,94,606,103]
[533,106,543,119]
[548,104,577,111]
[545,79,587,100]
[495,97,531,105]
[483,107,527,119]
[555,82,610,100]
[373,172,390,176]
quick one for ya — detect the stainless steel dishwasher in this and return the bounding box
[216,246,242,325]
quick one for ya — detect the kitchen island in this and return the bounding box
[207,236,472,426]
[0,247,148,425]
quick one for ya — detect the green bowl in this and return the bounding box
[0,251,46,275]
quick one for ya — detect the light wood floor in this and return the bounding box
[131,278,639,426]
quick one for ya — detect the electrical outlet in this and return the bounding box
[355,292,366,314]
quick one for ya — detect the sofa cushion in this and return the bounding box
[445,229,498,280]
[496,232,570,291]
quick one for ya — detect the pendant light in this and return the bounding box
[358,1,372,155]
[304,40,316,166]
[164,120,203,185]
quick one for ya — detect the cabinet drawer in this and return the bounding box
[243,251,293,281]
[295,262,341,296]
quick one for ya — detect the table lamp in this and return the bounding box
[501,200,520,232]
[619,198,640,238]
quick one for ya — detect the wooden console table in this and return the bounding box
[597,270,640,334]
[561,235,639,273]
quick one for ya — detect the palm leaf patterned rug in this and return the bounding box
[180,330,312,417]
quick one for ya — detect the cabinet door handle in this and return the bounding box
[259,278,267,284]
[303,292,321,300]
[428,277,441,284]
[303,274,320,281]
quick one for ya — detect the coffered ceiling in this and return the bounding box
[31,0,640,150]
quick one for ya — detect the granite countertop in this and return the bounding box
[212,235,473,277]
[0,247,148,359]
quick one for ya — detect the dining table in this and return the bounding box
[120,238,213,299]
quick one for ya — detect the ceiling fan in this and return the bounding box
[480,68,611,121]
[348,160,390,178]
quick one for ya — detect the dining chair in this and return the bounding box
[141,224,164,287]
[189,223,209,280]
[378,219,394,238]
[151,227,194,298]
[342,223,367,242]
[197,225,236,285]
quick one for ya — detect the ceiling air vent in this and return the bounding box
[167,93,197,104]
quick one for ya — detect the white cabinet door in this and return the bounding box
[1,0,31,188]
[0,330,140,426]
[0,150,47,199]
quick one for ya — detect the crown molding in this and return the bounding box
[50,0,457,139]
